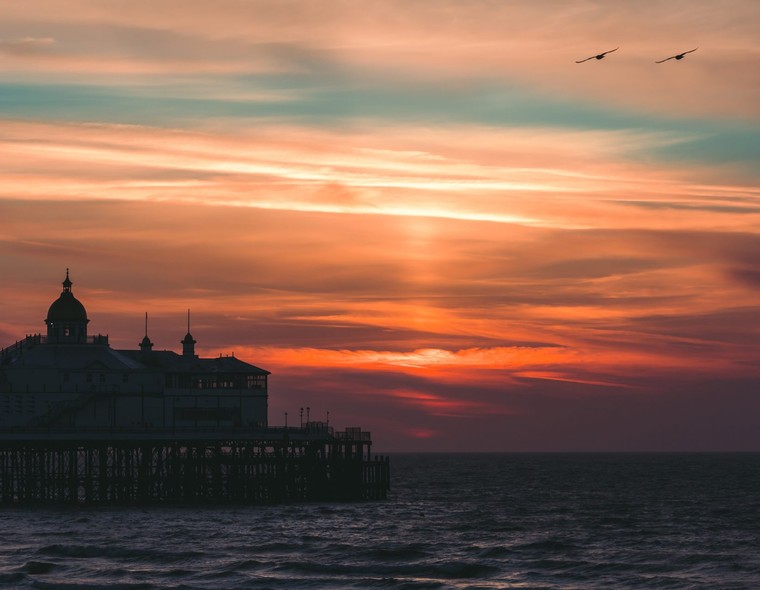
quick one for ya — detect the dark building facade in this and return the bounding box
[0,271,269,431]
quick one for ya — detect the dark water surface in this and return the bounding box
[1,453,759,589]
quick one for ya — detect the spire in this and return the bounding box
[62,268,72,293]
[181,309,196,357]
[139,312,153,351]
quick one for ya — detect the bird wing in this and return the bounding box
[577,47,618,62]
[655,56,674,63]
[683,47,698,55]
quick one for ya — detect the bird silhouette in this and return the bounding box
[575,47,619,63]
[656,48,698,63]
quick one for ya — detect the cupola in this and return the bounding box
[45,269,89,344]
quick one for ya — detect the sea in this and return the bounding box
[0,453,759,589]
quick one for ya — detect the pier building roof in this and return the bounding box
[118,349,270,375]
[7,343,144,371]
[1,272,270,377]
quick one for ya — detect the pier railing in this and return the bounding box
[0,424,371,444]
[1,333,110,364]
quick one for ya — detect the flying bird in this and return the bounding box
[656,48,698,63]
[575,47,619,63]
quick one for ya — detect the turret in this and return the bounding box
[181,310,196,357]
[139,312,154,352]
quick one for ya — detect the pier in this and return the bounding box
[1,272,389,505]
[0,425,390,504]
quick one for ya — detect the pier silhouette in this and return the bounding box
[0,272,389,503]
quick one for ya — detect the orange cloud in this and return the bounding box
[3,119,757,237]
[387,388,509,417]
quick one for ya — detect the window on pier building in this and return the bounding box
[175,375,195,389]
[247,375,266,389]
[194,377,243,389]
[170,374,255,389]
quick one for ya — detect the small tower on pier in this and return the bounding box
[181,310,196,357]
[45,269,90,344]
[139,312,154,352]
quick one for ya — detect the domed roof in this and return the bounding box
[46,270,89,323]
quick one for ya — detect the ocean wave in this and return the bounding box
[363,545,432,561]
[36,544,205,563]
[31,582,155,590]
[19,561,62,575]
[0,573,26,585]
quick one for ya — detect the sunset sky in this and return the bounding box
[1,1,759,451]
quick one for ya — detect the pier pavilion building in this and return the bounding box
[0,271,388,504]
[0,270,270,430]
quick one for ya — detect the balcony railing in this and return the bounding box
[1,333,110,360]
